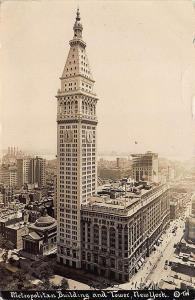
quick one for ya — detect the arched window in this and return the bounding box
[75,101,78,113]
[67,101,70,113]
[90,104,93,114]
[82,101,85,113]
[109,227,115,248]
[93,224,99,245]
[85,102,87,115]
[101,226,107,246]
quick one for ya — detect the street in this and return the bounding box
[119,201,191,290]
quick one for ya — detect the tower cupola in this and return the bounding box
[73,9,83,39]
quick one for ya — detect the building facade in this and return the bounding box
[5,222,29,250]
[22,214,57,260]
[0,165,17,187]
[17,158,31,188]
[53,175,57,219]
[17,157,46,188]
[0,165,10,186]
[9,166,17,187]
[81,184,170,282]
[2,186,14,206]
[29,156,46,188]
[170,201,179,220]
[131,151,159,183]
[56,10,98,268]
[185,193,195,243]
[0,210,23,237]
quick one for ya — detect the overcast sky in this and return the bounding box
[1,0,195,160]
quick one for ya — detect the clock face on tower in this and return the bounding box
[64,130,73,143]
[86,130,93,143]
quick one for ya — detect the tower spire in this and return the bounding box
[73,8,83,39]
[76,7,80,20]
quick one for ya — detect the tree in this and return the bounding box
[14,270,27,290]
[39,264,53,279]
[60,278,69,290]
[42,278,52,290]
[30,260,53,280]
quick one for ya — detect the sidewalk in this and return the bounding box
[120,227,175,289]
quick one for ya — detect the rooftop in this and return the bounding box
[0,210,22,222]
[82,184,168,216]
[6,221,28,230]
[23,231,43,241]
[35,214,55,227]
[29,214,57,231]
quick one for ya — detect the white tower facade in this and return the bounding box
[56,10,98,268]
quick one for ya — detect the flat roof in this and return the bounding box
[6,222,28,230]
[82,184,168,216]
[0,211,22,222]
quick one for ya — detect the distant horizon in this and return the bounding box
[0,146,194,162]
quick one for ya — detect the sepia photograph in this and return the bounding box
[0,0,195,297]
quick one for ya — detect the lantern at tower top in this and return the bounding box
[73,8,83,39]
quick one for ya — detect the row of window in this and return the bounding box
[59,96,95,104]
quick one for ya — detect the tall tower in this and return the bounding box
[56,9,98,268]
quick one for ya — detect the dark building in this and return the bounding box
[29,156,46,188]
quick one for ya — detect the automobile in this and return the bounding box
[164,265,168,270]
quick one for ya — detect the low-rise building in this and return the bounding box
[77,184,170,282]
[5,222,29,249]
[22,213,57,260]
[0,210,23,236]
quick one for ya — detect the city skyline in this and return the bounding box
[1,1,195,160]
